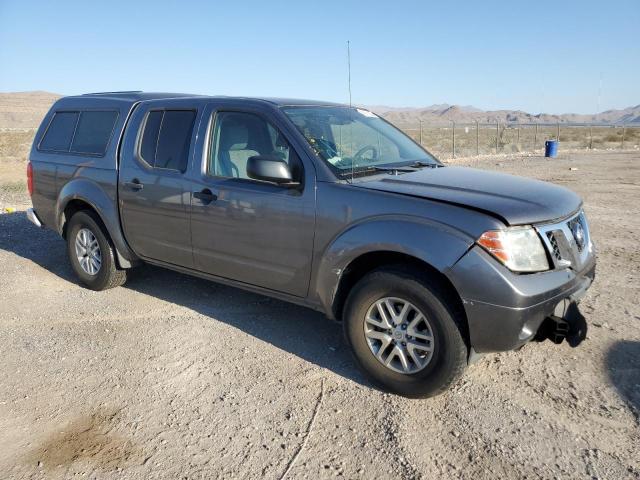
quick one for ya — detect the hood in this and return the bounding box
[352,166,582,225]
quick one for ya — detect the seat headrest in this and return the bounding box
[220,121,249,150]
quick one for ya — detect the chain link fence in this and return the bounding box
[393,122,640,159]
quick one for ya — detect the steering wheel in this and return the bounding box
[353,145,378,163]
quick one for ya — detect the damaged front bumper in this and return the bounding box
[447,245,596,353]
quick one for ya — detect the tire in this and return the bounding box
[343,266,468,398]
[66,210,127,291]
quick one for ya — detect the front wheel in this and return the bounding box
[343,266,468,398]
[66,210,127,291]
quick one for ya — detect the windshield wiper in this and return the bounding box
[409,160,442,168]
[337,165,415,179]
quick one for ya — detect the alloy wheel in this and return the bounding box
[364,297,435,374]
[75,228,102,275]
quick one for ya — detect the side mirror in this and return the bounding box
[247,155,299,187]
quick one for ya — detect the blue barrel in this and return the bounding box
[545,140,558,158]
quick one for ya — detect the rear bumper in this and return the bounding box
[448,246,596,353]
[26,208,44,228]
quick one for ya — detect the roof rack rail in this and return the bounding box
[83,91,143,95]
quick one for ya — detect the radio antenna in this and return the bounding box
[347,40,352,107]
[347,40,354,183]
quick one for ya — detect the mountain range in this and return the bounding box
[367,103,640,125]
[0,91,638,129]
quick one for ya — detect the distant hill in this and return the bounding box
[0,91,61,129]
[368,103,640,125]
[0,91,638,128]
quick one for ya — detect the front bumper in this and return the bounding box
[448,245,596,353]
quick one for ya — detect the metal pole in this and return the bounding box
[452,121,456,159]
[534,123,538,150]
[476,121,479,156]
[557,122,560,141]
[496,122,499,154]
[419,120,423,145]
[517,125,520,146]
[621,125,626,149]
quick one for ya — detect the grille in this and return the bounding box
[546,232,562,261]
[537,210,592,270]
[567,213,586,252]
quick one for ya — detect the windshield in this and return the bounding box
[282,106,439,177]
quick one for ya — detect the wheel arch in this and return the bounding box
[313,217,473,323]
[332,251,467,331]
[56,179,137,268]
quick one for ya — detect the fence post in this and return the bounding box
[419,120,423,145]
[557,122,560,141]
[452,121,456,158]
[496,122,499,154]
[476,121,479,156]
[589,125,593,149]
[534,123,538,150]
[621,125,626,149]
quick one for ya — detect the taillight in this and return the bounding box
[27,162,33,196]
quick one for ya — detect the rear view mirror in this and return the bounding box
[247,155,298,187]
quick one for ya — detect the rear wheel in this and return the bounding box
[66,211,127,290]
[343,266,467,398]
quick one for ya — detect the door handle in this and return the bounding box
[193,188,217,204]
[124,179,144,191]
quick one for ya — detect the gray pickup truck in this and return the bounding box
[26,92,595,397]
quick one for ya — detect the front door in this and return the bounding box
[119,101,199,268]
[190,108,316,297]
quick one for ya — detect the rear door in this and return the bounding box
[118,100,200,268]
[189,103,316,297]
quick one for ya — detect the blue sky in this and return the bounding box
[0,0,637,114]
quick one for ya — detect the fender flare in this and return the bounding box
[312,215,474,317]
[56,178,137,268]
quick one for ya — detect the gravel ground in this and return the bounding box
[0,151,639,479]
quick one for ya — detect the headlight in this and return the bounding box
[477,227,549,272]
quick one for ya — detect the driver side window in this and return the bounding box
[207,111,302,181]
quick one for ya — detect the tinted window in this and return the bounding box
[140,111,163,164]
[40,112,79,151]
[139,110,196,171]
[156,111,196,171]
[208,112,301,181]
[70,111,119,155]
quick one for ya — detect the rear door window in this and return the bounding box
[139,110,196,172]
[70,111,119,155]
[140,111,163,163]
[39,112,79,151]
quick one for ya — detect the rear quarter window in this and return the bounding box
[38,110,119,156]
[70,111,119,155]
[39,112,79,151]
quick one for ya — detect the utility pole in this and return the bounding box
[452,121,456,159]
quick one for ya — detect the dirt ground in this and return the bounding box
[0,150,639,479]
